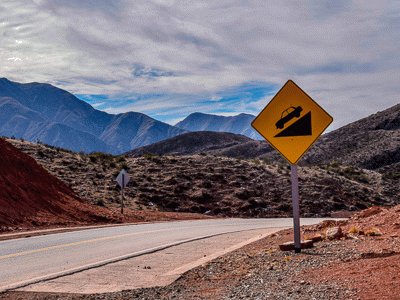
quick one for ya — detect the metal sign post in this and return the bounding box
[121,173,125,214]
[291,164,301,253]
[116,169,130,215]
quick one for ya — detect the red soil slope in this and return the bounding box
[0,139,115,228]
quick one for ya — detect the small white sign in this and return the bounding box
[116,169,130,188]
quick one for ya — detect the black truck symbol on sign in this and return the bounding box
[275,106,303,129]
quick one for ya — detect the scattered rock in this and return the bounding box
[346,233,359,240]
[279,240,314,251]
[365,227,383,236]
[318,220,340,229]
[357,206,383,218]
[310,234,323,243]
[361,250,396,259]
[326,226,344,240]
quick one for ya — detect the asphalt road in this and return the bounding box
[0,218,326,292]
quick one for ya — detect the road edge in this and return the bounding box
[0,227,289,293]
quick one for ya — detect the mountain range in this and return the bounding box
[2,77,398,165]
[0,78,185,154]
[175,112,261,139]
[0,78,261,154]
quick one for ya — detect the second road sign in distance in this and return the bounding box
[252,80,333,164]
[116,169,130,189]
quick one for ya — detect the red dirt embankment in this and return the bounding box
[306,205,400,300]
[0,139,116,229]
[0,139,208,232]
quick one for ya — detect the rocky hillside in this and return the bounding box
[176,112,261,139]
[128,131,272,158]
[0,139,118,229]
[8,139,396,219]
[304,103,400,169]
[0,78,185,154]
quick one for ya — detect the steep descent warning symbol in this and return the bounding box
[274,108,312,137]
[251,80,333,164]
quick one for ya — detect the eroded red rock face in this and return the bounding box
[0,139,113,228]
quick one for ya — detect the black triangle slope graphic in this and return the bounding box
[274,111,312,137]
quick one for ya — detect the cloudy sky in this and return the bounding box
[1,0,399,129]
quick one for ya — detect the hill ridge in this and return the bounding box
[175,111,261,140]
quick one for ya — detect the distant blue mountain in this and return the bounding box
[175,112,262,139]
[0,78,185,154]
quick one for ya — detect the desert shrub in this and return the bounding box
[329,161,339,168]
[95,173,104,179]
[37,150,46,158]
[211,207,221,214]
[383,172,400,180]
[60,159,70,166]
[143,153,157,159]
[116,156,126,163]
[119,163,129,171]
[348,226,359,234]
[357,174,370,184]
[68,164,77,171]
[365,227,382,236]
[261,156,270,164]
[89,152,114,161]
[277,203,291,212]
[277,164,286,174]
[96,199,105,206]
[164,200,179,210]
[327,165,371,184]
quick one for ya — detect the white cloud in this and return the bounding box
[7,57,22,61]
[0,0,399,128]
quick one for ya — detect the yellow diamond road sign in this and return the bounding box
[252,80,333,165]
